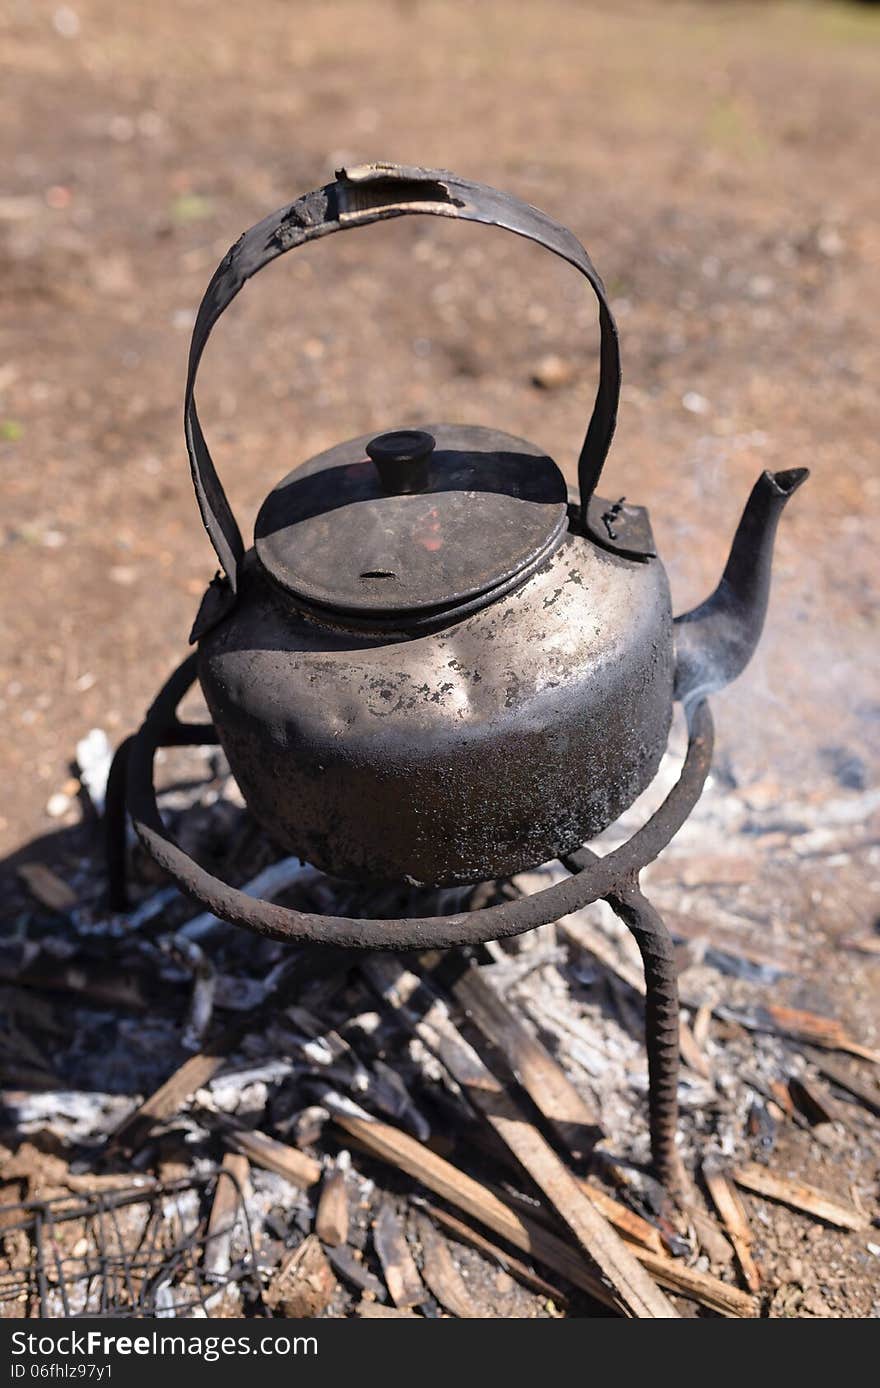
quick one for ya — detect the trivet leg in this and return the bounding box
[105,716,220,910]
[105,734,135,911]
[606,878,685,1195]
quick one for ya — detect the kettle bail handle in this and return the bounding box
[184,163,621,594]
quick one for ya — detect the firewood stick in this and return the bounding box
[108,1047,229,1153]
[717,1003,880,1066]
[220,1122,321,1190]
[731,1163,869,1231]
[702,1161,761,1293]
[804,1049,880,1117]
[575,1181,664,1254]
[315,1167,349,1246]
[335,1109,756,1317]
[373,1202,426,1309]
[448,961,663,1254]
[204,1152,250,1278]
[452,963,602,1160]
[364,956,677,1318]
[335,1108,617,1310]
[414,1213,478,1318]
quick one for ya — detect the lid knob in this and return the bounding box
[366,430,435,495]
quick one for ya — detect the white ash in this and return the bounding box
[7,1090,135,1142]
[75,728,113,815]
[198,1059,296,1116]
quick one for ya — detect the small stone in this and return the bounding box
[52,6,80,38]
[816,226,844,258]
[747,274,775,300]
[531,354,575,390]
[45,186,72,210]
[800,1287,830,1317]
[109,565,137,586]
[682,391,710,415]
[46,791,72,818]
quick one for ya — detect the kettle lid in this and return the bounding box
[254,422,568,625]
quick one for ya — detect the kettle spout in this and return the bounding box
[674,468,808,706]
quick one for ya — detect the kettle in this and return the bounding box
[174,163,806,889]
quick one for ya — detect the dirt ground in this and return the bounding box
[1,0,879,1318]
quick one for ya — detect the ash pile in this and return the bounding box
[1,724,879,1319]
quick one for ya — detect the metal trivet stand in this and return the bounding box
[106,653,715,1195]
